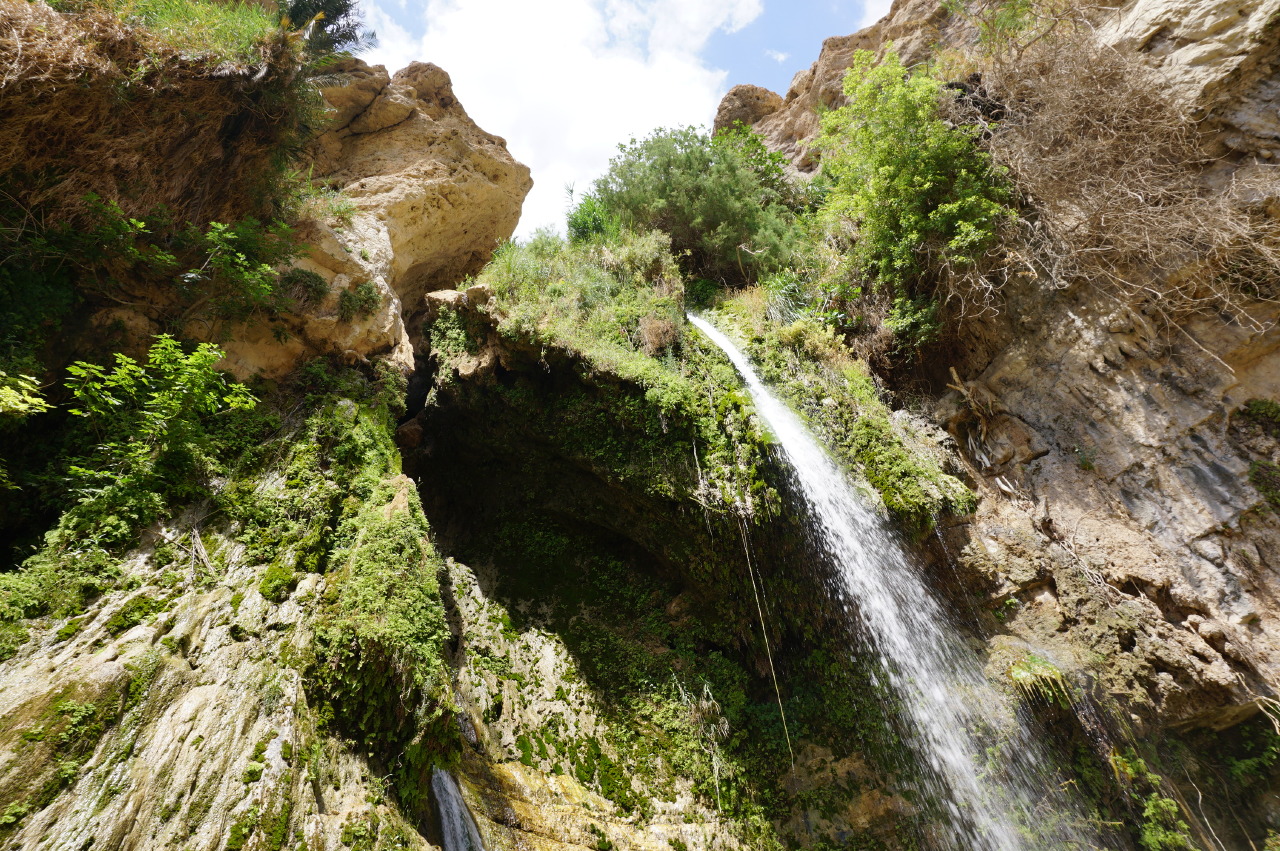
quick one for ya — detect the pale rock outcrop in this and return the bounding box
[730,0,1280,167]
[713,84,784,134]
[318,61,533,310]
[1098,0,1280,155]
[214,58,531,379]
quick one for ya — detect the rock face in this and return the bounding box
[937,281,1280,731]
[713,84,783,134]
[215,58,532,379]
[1098,0,1280,156]
[315,60,533,310]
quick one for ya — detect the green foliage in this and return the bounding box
[337,281,380,322]
[1241,398,1280,438]
[52,0,277,64]
[1139,795,1195,851]
[279,267,330,307]
[0,373,48,420]
[60,335,254,547]
[1,196,304,340]
[1250,460,1280,509]
[567,190,621,244]
[1109,750,1197,851]
[282,0,377,54]
[259,562,299,602]
[104,594,165,636]
[816,48,1013,345]
[591,126,802,286]
[0,337,257,660]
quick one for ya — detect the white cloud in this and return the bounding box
[361,0,762,239]
[856,0,893,29]
[764,48,789,63]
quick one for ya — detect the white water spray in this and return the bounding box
[432,769,486,851]
[688,315,1094,850]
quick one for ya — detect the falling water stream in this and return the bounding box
[688,315,1095,850]
[432,769,486,851]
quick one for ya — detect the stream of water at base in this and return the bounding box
[688,315,1097,850]
[432,769,486,851]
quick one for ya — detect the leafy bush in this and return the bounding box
[590,126,802,286]
[816,48,1013,346]
[338,281,380,321]
[59,335,255,547]
[279,267,330,306]
[282,0,376,54]
[566,191,620,244]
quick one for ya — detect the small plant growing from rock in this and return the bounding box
[338,281,379,322]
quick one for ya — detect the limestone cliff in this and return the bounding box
[215,58,532,379]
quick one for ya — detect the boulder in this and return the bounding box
[713,84,783,134]
[318,60,533,309]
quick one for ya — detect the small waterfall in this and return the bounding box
[432,769,486,851]
[688,315,1094,850]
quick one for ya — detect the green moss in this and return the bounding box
[1250,460,1280,508]
[226,806,260,850]
[516,733,535,766]
[1241,398,1280,437]
[259,562,299,603]
[1006,653,1071,708]
[104,593,166,636]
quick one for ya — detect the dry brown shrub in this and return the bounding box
[638,314,679,355]
[0,0,305,226]
[974,26,1280,327]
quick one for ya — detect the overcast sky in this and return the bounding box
[359,0,891,238]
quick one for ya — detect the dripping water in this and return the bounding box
[688,314,1095,850]
[432,769,486,851]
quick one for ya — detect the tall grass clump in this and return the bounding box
[49,0,277,64]
[484,229,685,367]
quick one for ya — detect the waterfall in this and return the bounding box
[688,315,1095,850]
[432,769,486,851]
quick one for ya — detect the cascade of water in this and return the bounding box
[688,315,1095,850]
[432,769,486,851]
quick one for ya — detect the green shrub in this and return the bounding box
[567,191,620,244]
[279,267,330,306]
[259,563,299,602]
[338,281,380,321]
[816,48,1013,346]
[591,126,802,286]
[59,335,255,545]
